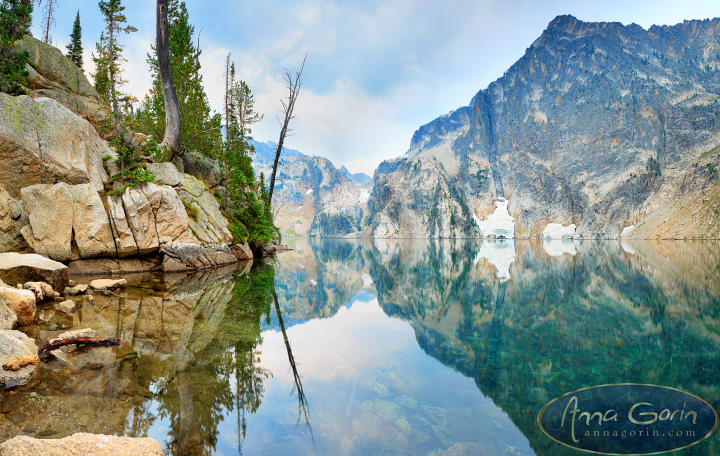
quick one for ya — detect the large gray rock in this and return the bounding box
[160,242,237,272]
[0,94,109,200]
[17,35,110,137]
[106,194,138,257]
[0,252,69,292]
[21,183,116,260]
[0,330,38,388]
[121,183,192,254]
[69,184,116,258]
[20,183,74,261]
[0,433,164,456]
[147,161,182,186]
[177,174,233,245]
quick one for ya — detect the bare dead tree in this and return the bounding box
[40,0,57,44]
[157,0,181,157]
[268,53,307,205]
[223,53,231,137]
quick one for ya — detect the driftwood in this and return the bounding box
[2,354,39,371]
[38,337,122,354]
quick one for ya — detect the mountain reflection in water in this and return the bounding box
[2,239,720,455]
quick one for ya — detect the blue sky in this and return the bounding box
[31,0,719,175]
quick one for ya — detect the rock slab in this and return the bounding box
[0,252,69,292]
[0,433,164,456]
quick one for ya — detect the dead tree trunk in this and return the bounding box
[269,54,307,205]
[157,0,181,157]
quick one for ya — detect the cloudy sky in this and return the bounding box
[31,0,718,175]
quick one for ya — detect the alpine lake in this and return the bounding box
[1,238,720,456]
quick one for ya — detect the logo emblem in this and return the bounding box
[538,384,718,455]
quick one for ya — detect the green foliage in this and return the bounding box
[0,0,32,95]
[65,10,83,69]
[134,0,222,158]
[217,76,275,245]
[92,0,137,114]
[181,198,199,219]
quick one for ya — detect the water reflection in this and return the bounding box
[1,239,719,455]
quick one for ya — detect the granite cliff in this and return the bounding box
[0,36,245,271]
[366,15,720,239]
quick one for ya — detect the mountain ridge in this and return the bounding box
[364,14,720,239]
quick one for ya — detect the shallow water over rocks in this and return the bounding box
[1,239,720,455]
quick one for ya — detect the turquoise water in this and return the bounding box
[4,238,720,455]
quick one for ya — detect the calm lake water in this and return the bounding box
[2,238,720,455]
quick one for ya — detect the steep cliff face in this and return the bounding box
[367,15,720,238]
[253,142,369,237]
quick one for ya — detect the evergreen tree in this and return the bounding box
[65,10,83,69]
[219,77,274,245]
[135,0,221,157]
[92,0,137,121]
[0,0,32,95]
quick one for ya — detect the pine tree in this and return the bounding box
[135,0,221,157]
[219,76,274,245]
[0,0,33,95]
[92,0,137,121]
[65,10,83,69]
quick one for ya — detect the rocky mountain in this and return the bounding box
[365,15,720,239]
[339,166,372,187]
[252,141,370,237]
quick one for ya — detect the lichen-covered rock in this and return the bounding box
[177,174,232,245]
[0,299,17,330]
[0,433,164,456]
[0,330,38,387]
[175,149,222,188]
[147,161,182,186]
[0,252,68,294]
[0,94,108,199]
[160,242,236,272]
[17,35,110,135]
[0,287,36,325]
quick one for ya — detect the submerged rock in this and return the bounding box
[0,433,164,456]
[89,279,127,290]
[0,252,68,293]
[0,330,38,388]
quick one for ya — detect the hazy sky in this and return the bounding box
[31,0,718,175]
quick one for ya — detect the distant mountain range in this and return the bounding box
[251,140,372,237]
[339,166,372,187]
